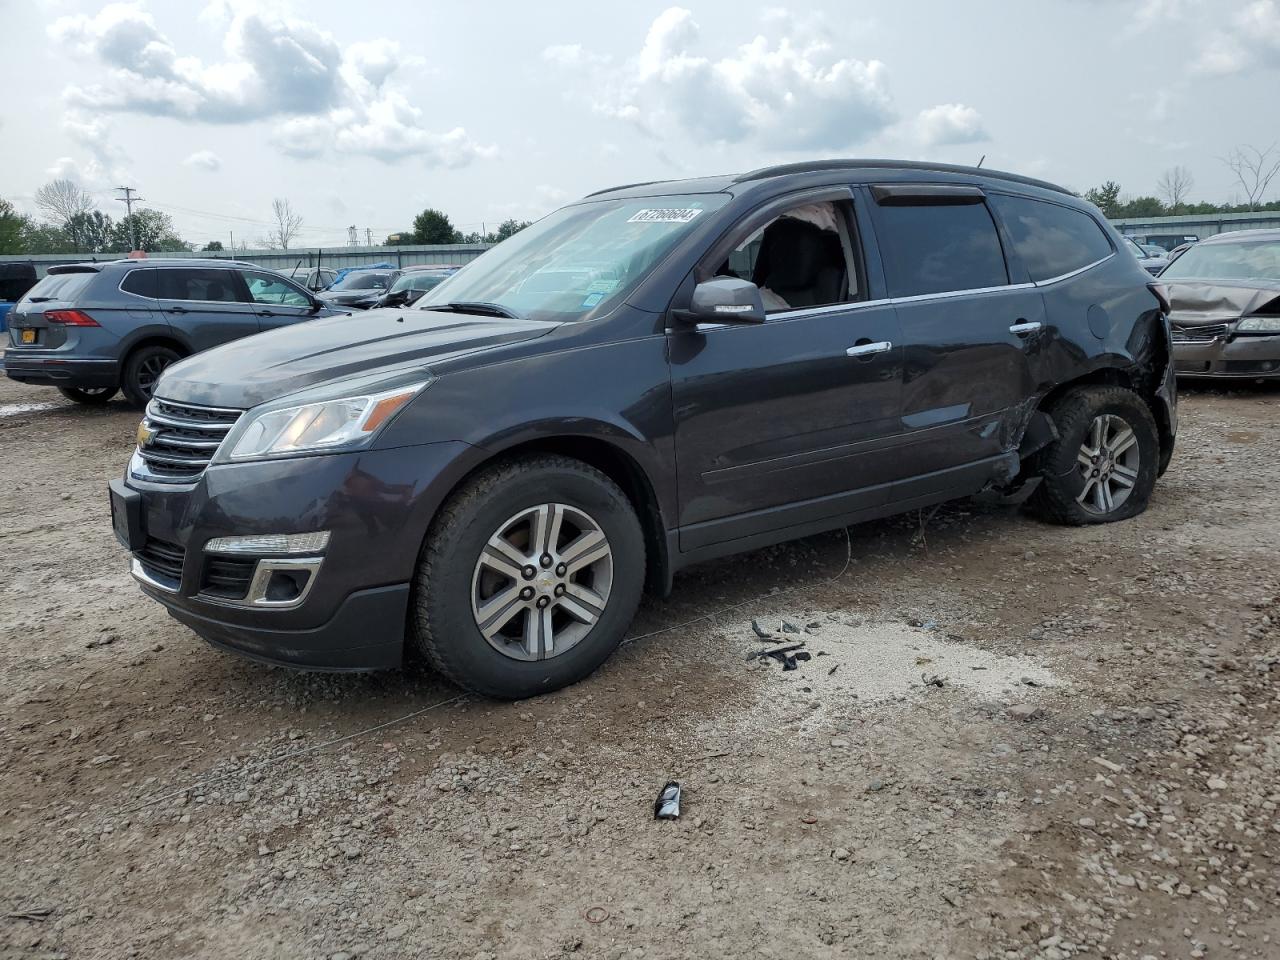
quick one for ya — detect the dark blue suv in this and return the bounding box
[4,258,346,406]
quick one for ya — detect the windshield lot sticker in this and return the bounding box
[581,292,606,308]
[627,208,703,224]
[586,279,620,294]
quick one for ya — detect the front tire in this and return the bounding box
[411,455,645,699]
[1027,385,1159,525]
[121,344,181,407]
[58,385,118,405]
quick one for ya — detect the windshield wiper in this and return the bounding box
[430,301,525,320]
[28,297,54,303]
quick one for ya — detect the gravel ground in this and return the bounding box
[2,374,1279,960]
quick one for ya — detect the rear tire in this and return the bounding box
[1026,385,1159,526]
[121,345,181,407]
[58,386,118,405]
[411,455,645,700]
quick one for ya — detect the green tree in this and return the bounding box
[1115,196,1166,218]
[65,210,115,253]
[0,198,31,254]
[202,240,224,251]
[111,209,188,252]
[1084,181,1122,217]
[19,222,72,254]
[412,208,459,245]
[491,218,530,242]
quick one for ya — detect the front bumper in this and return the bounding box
[1173,334,1280,378]
[115,439,479,671]
[4,353,119,388]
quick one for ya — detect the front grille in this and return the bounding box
[136,537,184,585]
[1171,323,1229,342]
[201,555,256,601]
[133,398,242,484]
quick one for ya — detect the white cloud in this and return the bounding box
[183,149,222,171]
[546,6,895,150]
[1194,0,1280,74]
[914,103,989,147]
[48,1,493,167]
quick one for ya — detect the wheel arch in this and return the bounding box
[430,433,673,598]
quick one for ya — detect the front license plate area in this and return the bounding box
[108,479,144,551]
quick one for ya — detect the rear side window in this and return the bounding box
[156,268,242,303]
[875,203,1008,297]
[990,195,1113,282]
[120,268,157,298]
[19,271,95,304]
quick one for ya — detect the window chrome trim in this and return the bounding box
[1032,252,1115,287]
[889,282,1036,305]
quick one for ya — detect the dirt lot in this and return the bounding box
[2,374,1279,960]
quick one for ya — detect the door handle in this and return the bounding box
[167,305,187,314]
[259,310,276,317]
[1009,321,1042,335]
[846,340,892,358]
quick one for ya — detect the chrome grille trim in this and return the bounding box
[132,398,243,485]
[1171,323,1229,342]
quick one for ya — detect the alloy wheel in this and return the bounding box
[1075,413,1140,515]
[470,503,614,661]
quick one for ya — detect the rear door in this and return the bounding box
[241,270,319,331]
[865,185,1046,494]
[154,267,258,351]
[5,269,99,351]
[669,188,904,551]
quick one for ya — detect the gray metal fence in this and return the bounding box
[1110,211,1280,240]
[0,243,494,278]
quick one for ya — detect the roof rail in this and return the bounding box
[583,179,671,198]
[732,159,1071,196]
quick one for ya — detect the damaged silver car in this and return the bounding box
[1161,229,1280,380]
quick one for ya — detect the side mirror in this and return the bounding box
[678,277,766,327]
[308,296,324,312]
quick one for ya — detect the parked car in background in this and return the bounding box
[1160,229,1280,379]
[282,265,338,292]
[4,258,346,406]
[110,159,1175,699]
[1120,235,1170,275]
[0,262,38,338]
[374,266,460,308]
[315,268,399,309]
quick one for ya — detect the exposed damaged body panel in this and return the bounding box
[1165,280,1280,380]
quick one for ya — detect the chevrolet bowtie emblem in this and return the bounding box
[137,423,156,447]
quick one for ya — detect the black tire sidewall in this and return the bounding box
[1039,389,1158,524]
[122,346,180,407]
[415,465,645,699]
[58,386,118,405]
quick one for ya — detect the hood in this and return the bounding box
[158,307,558,408]
[1165,279,1280,325]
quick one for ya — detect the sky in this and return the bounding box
[1,0,1278,249]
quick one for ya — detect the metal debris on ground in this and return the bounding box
[922,673,948,688]
[745,642,806,662]
[584,906,610,924]
[654,781,682,820]
[751,619,775,639]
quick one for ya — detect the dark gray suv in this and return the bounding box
[5,258,345,406]
[110,160,1177,699]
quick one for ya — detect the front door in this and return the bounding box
[669,192,903,551]
[242,270,319,331]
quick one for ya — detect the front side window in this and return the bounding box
[416,193,730,322]
[156,268,241,303]
[875,202,1008,298]
[714,201,860,313]
[1159,238,1280,281]
[243,271,311,307]
[990,194,1113,282]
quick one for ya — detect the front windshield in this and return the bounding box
[332,272,392,291]
[393,273,448,294]
[417,193,729,322]
[1160,239,1280,281]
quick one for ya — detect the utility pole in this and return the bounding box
[365,227,372,247]
[229,229,235,253]
[114,186,144,250]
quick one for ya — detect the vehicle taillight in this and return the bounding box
[43,309,99,327]
[1147,282,1171,315]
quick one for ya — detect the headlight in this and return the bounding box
[1237,316,1280,334]
[228,382,428,460]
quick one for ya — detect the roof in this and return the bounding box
[1201,228,1280,244]
[585,158,1071,200]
